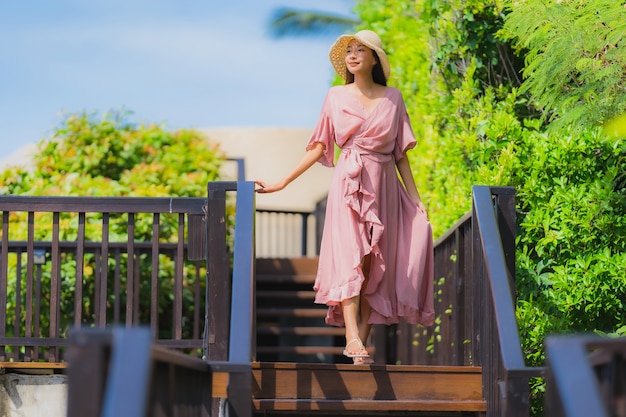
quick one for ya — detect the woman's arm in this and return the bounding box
[397,156,425,208]
[255,142,326,193]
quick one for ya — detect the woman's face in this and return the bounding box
[345,40,377,78]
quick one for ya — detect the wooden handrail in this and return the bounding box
[229,181,256,363]
[100,328,153,417]
[0,196,206,213]
[544,335,612,417]
[226,181,255,417]
[202,181,255,416]
[472,185,546,417]
[473,186,526,369]
[66,326,248,417]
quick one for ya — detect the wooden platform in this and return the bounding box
[251,362,486,415]
[0,360,486,415]
[0,361,67,375]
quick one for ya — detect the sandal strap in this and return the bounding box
[345,338,366,353]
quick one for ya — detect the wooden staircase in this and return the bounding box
[256,257,345,363]
[253,257,487,416]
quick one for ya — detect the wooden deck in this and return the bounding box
[251,362,485,415]
[1,359,485,415]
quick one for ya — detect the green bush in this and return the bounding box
[502,0,626,132]
[355,0,626,414]
[0,110,225,341]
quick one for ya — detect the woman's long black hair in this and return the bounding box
[344,50,387,86]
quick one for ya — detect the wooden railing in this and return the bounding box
[471,186,545,416]
[65,181,256,417]
[0,196,210,361]
[389,186,545,416]
[388,209,474,366]
[10,181,614,417]
[66,327,214,417]
[545,335,626,417]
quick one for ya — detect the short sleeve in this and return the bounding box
[306,94,336,167]
[393,106,417,161]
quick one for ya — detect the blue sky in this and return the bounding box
[0,0,355,158]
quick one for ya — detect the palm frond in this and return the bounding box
[269,7,359,38]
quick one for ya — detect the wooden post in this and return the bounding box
[205,182,236,361]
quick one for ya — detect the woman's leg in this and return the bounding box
[342,296,360,344]
[358,254,373,344]
[341,295,368,357]
[341,253,377,362]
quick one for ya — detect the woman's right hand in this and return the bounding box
[254,180,286,193]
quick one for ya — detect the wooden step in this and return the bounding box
[256,257,319,276]
[255,398,486,413]
[256,346,378,356]
[251,362,486,414]
[257,290,316,299]
[252,363,483,401]
[257,346,345,355]
[256,274,316,284]
[255,257,332,363]
[257,308,328,318]
[257,326,344,336]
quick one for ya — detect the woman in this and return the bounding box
[255,30,434,365]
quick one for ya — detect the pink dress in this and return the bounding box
[308,85,435,327]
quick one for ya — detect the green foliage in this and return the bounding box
[2,110,223,198]
[2,111,223,244]
[514,127,626,342]
[605,113,626,138]
[512,129,626,393]
[511,129,626,415]
[355,0,626,414]
[355,0,522,237]
[502,0,626,131]
[425,0,520,90]
[0,110,225,341]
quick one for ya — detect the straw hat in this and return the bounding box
[329,30,390,80]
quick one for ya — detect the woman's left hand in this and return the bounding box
[416,199,429,220]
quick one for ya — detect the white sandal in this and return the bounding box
[343,338,370,359]
[353,355,375,365]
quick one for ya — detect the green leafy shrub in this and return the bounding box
[0,110,225,341]
[502,0,626,131]
[354,0,626,414]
